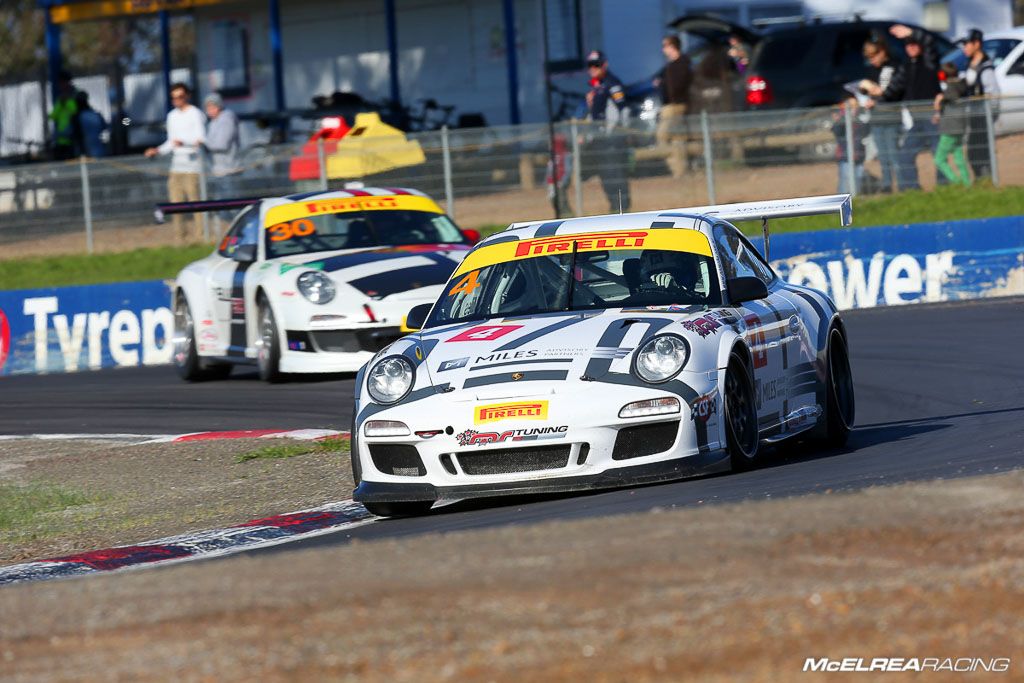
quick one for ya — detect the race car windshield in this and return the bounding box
[265,209,464,258]
[427,248,721,327]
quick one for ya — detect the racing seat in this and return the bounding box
[623,258,643,292]
[346,218,375,248]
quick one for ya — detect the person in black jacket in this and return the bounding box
[860,38,899,192]
[861,24,941,191]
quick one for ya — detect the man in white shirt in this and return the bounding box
[146,82,206,242]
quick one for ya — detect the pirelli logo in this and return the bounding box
[513,231,648,257]
[474,401,549,425]
[304,197,399,214]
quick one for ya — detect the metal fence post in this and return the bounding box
[198,154,210,241]
[700,110,715,204]
[984,98,999,186]
[79,156,94,254]
[441,125,455,218]
[317,137,328,191]
[571,119,582,216]
[843,104,857,195]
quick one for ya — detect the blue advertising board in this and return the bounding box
[0,215,1021,376]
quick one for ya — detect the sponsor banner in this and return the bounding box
[752,216,1024,309]
[0,280,173,376]
[475,401,549,425]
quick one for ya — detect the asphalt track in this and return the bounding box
[2,298,1023,553]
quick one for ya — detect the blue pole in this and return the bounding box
[269,0,286,115]
[44,8,63,105]
[385,0,400,106]
[502,0,520,124]
[159,10,172,112]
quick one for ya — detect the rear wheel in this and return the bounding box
[256,297,283,383]
[173,293,231,381]
[363,501,434,518]
[821,328,855,447]
[725,351,759,470]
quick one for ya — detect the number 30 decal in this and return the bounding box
[269,219,316,242]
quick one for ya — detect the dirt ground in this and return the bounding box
[4,133,1023,260]
[0,438,354,565]
[1,469,1022,682]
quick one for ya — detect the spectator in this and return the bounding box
[861,25,941,191]
[960,29,999,180]
[584,50,631,212]
[832,96,868,194]
[860,37,899,193]
[145,82,207,243]
[693,43,734,115]
[74,91,108,158]
[656,35,692,179]
[203,93,242,205]
[49,72,79,161]
[933,63,971,186]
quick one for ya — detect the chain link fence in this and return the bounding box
[1,96,1018,258]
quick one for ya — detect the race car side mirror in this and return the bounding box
[461,229,481,245]
[232,243,257,263]
[404,303,432,332]
[727,276,768,304]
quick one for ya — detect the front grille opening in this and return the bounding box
[439,453,457,475]
[456,445,571,476]
[369,444,426,476]
[612,421,680,460]
[576,443,591,465]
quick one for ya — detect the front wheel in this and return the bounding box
[725,351,759,471]
[363,501,434,518]
[256,297,283,383]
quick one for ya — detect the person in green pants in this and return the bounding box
[933,63,970,186]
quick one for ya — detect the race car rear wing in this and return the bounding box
[673,193,852,260]
[154,197,262,223]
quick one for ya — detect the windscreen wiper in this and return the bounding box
[564,239,579,311]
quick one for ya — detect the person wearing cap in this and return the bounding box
[203,92,242,213]
[145,82,207,242]
[584,50,631,212]
[960,29,999,180]
[860,24,940,191]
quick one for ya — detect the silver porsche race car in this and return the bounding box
[166,186,477,381]
[350,195,856,517]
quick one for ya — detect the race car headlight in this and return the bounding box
[297,271,336,305]
[366,356,415,404]
[633,334,689,383]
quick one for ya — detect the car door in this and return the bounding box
[209,205,260,358]
[714,224,800,438]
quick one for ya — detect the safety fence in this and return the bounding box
[1,213,1020,376]
[0,96,1021,256]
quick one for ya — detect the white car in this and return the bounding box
[349,194,856,517]
[169,187,477,381]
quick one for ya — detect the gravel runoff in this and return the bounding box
[1,469,1021,682]
[0,437,354,566]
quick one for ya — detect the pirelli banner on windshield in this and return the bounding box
[755,216,1024,309]
[0,280,173,376]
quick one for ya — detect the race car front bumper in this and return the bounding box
[352,373,729,503]
[280,325,404,373]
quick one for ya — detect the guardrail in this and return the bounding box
[1,215,1021,376]
[1,96,1020,257]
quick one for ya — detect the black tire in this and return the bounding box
[173,293,232,381]
[363,501,434,518]
[349,405,362,487]
[725,351,759,471]
[256,296,283,383]
[821,328,855,447]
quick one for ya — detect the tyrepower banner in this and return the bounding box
[757,216,1024,309]
[0,280,173,376]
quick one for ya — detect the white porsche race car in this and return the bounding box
[168,187,477,381]
[350,194,856,517]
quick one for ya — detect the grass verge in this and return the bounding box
[0,482,101,532]
[2,184,1021,291]
[234,436,350,464]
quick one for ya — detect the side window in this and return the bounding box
[714,225,775,286]
[218,206,259,257]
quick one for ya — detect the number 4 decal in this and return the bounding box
[446,325,523,342]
